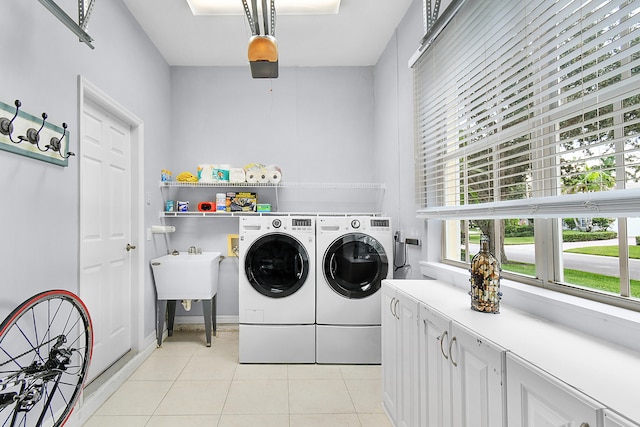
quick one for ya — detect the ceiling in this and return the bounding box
[121,0,414,67]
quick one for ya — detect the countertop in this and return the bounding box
[384,279,640,423]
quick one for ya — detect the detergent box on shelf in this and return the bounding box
[226,192,257,212]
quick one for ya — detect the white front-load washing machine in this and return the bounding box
[239,215,316,363]
[316,216,393,364]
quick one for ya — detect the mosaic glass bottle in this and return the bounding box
[469,234,502,313]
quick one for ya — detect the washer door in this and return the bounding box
[245,234,310,298]
[323,233,388,299]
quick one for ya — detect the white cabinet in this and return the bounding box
[420,305,505,427]
[603,410,640,427]
[420,304,453,427]
[382,284,420,427]
[381,286,398,422]
[383,280,640,427]
[506,353,604,427]
[450,322,505,427]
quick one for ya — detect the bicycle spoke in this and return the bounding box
[0,291,92,427]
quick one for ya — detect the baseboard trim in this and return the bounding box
[69,332,157,426]
[174,315,239,325]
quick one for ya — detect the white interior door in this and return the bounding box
[80,98,133,382]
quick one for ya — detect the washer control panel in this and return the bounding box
[291,218,313,231]
[346,217,391,231]
[371,219,390,229]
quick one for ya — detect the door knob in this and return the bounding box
[126,243,137,251]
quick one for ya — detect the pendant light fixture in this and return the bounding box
[242,0,278,78]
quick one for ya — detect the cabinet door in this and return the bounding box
[506,353,603,427]
[450,323,505,427]
[381,285,399,424]
[604,410,640,427]
[396,291,419,427]
[420,304,453,427]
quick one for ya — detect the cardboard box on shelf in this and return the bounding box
[226,192,257,212]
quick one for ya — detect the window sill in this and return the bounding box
[419,261,640,353]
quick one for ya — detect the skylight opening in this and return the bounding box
[186,0,341,16]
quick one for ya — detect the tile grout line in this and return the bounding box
[216,351,239,427]
[340,368,360,421]
[286,364,292,427]
[143,345,192,426]
[85,330,390,427]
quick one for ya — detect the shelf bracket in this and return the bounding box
[78,0,96,31]
[37,0,95,49]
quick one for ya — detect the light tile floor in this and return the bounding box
[84,326,393,427]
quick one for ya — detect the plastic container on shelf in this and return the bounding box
[216,193,226,212]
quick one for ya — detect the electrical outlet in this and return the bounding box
[405,237,421,246]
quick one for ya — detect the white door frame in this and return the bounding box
[77,75,145,353]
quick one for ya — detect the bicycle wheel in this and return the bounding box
[0,290,93,427]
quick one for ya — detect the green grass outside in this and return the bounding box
[469,235,640,259]
[467,231,640,298]
[469,235,534,244]
[565,245,640,259]
[499,262,533,276]
[502,262,640,298]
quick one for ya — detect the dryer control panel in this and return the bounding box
[291,218,313,231]
[346,217,391,231]
[371,219,390,228]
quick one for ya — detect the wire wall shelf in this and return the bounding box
[160,211,385,218]
[159,181,386,218]
[160,181,385,190]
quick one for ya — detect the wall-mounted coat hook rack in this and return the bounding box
[0,100,22,143]
[0,99,74,167]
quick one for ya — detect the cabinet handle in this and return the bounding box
[394,299,400,320]
[440,330,449,360]
[390,297,396,317]
[449,336,458,367]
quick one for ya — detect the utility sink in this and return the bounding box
[150,252,221,300]
[151,251,221,347]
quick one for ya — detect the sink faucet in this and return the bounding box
[188,246,202,254]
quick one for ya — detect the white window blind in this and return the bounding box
[414,0,640,219]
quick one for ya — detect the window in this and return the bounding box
[414,0,640,309]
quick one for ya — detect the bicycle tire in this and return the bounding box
[0,290,93,427]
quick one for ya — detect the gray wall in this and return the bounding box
[0,1,171,339]
[166,66,377,318]
[164,0,435,319]
[1,0,432,329]
[169,67,375,182]
[374,0,436,279]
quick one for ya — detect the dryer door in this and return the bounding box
[245,233,310,298]
[323,233,388,299]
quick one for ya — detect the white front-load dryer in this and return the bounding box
[239,215,316,363]
[316,216,393,364]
